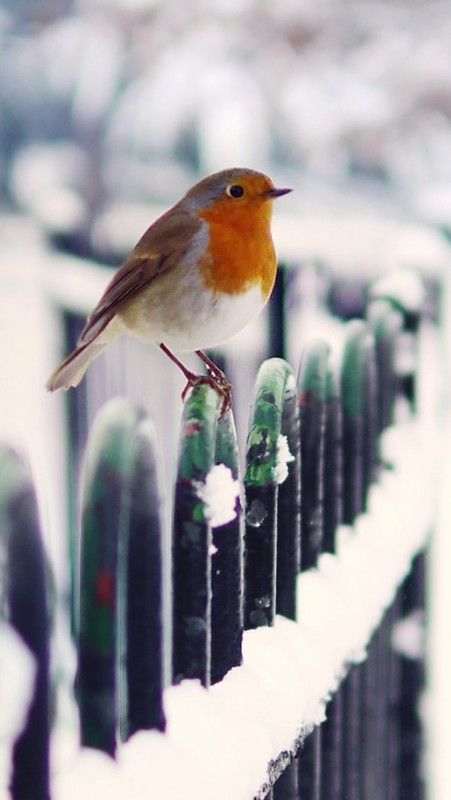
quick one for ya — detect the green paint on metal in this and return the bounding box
[79,399,140,654]
[298,340,330,401]
[178,385,221,483]
[341,320,375,418]
[245,358,296,487]
[173,384,222,686]
[326,367,340,401]
[369,299,403,342]
[215,412,240,472]
[79,398,158,754]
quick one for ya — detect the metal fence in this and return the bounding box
[0,263,431,800]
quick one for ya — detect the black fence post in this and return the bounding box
[210,412,244,685]
[77,399,139,755]
[367,300,403,434]
[341,320,378,523]
[172,384,221,687]
[125,416,166,738]
[340,320,378,800]
[77,398,166,754]
[276,369,301,622]
[0,447,51,800]
[366,297,405,800]
[321,367,344,800]
[244,358,297,630]
[296,340,330,800]
[273,361,301,800]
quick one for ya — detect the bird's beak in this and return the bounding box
[264,187,292,199]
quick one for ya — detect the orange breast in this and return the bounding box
[197,200,277,298]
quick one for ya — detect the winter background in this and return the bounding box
[1,0,451,797]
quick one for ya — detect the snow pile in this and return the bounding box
[273,434,295,485]
[392,610,425,661]
[51,418,437,800]
[195,463,240,528]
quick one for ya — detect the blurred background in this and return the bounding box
[1,0,451,795]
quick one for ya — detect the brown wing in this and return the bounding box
[78,209,203,345]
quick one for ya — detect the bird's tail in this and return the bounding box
[46,340,106,391]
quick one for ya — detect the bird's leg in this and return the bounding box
[159,343,232,415]
[195,350,229,387]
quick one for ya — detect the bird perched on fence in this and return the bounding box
[46,167,291,412]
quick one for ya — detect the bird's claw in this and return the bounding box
[181,372,232,418]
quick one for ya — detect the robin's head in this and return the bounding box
[182,168,291,220]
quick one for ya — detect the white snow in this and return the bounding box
[273,434,295,485]
[370,268,426,312]
[10,144,88,234]
[273,210,450,279]
[50,417,436,800]
[51,748,121,800]
[0,624,36,800]
[392,610,425,660]
[195,463,240,528]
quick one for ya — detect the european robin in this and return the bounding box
[46,168,291,412]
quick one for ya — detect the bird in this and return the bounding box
[46,167,291,413]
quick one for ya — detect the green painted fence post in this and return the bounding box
[341,320,378,523]
[0,447,50,800]
[244,358,298,629]
[211,412,244,684]
[298,339,329,569]
[78,399,140,755]
[77,398,165,753]
[172,384,221,687]
[367,299,403,433]
[125,415,165,738]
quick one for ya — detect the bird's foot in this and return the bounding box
[181,371,232,417]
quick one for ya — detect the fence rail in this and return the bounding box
[0,266,435,800]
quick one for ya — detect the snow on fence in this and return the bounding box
[0,275,434,800]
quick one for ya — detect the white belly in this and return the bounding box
[118,278,267,353]
[168,283,267,352]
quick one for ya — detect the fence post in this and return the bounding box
[77,398,165,754]
[367,298,405,800]
[341,320,378,523]
[296,340,330,800]
[367,299,403,433]
[298,340,329,568]
[340,320,379,800]
[0,447,50,800]
[320,365,345,800]
[275,365,301,622]
[244,358,297,630]
[77,399,139,755]
[323,368,343,554]
[172,384,221,687]
[211,412,244,685]
[125,416,165,738]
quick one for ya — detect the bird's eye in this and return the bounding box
[226,184,244,198]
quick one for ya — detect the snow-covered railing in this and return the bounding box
[0,273,433,800]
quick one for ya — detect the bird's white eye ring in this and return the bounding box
[226,184,244,198]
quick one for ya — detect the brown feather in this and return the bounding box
[78,210,203,346]
[46,339,106,391]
